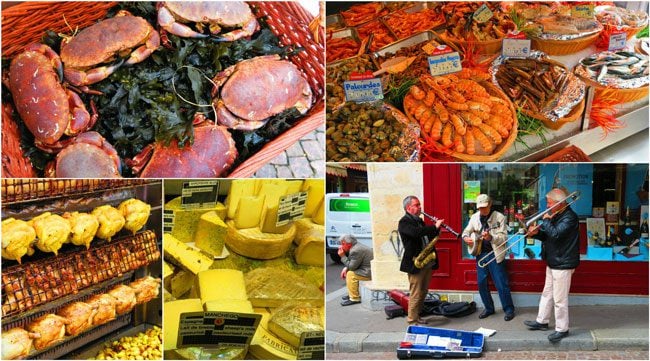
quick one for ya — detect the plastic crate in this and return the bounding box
[397,325,484,359]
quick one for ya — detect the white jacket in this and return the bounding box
[462,210,508,263]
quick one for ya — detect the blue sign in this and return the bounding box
[343,79,383,103]
[538,164,593,217]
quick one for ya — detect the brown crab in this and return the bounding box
[45,132,122,178]
[212,55,313,130]
[127,121,237,178]
[158,1,259,41]
[60,11,160,87]
[8,43,96,149]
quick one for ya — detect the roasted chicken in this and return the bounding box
[92,205,125,241]
[108,284,137,314]
[1,327,39,360]
[118,198,151,234]
[30,212,71,255]
[86,293,117,326]
[57,301,98,336]
[129,276,161,304]
[2,218,36,263]
[63,212,99,249]
[25,314,69,350]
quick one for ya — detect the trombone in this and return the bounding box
[477,190,581,268]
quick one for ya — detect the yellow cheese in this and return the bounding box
[163,288,174,302]
[312,198,325,225]
[164,299,203,350]
[268,305,324,348]
[234,196,265,229]
[245,268,323,308]
[164,233,213,274]
[300,179,321,192]
[259,203,292,234]
[170,269,195,298]
[197,269,247,305]
[165,197,226,243]
[193,211,227,257]
[285,180,303,195]
[303,183,325,217]
[163,261,175,279]
[258,182,289,208]
[204,299,254,313]
[249,307,298,360]
[226,180,255,220]
[294,236,324,266]
[293,218,325,246]
[225,220,295,259]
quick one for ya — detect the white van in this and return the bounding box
[325,192,373,263]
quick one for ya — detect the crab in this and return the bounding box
[60,11,160,87]
[127,121,237,178]
[45,132,122,178]
[8,43,96,149]
[157,1,260,42]
[212,55,313,130]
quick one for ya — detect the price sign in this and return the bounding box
[297,331,325,360]
[177,312,261,348]
[163,209,175,233]
[608,30,627,51]
[502,38,531,58]
[571,4,594,18]
[181,181,219,209]
[344,78,384,102]
[473,4,494,23]
[349,71,375,81]
[428,51,462,76]
[422,41,441,55]
[277,192,308,227]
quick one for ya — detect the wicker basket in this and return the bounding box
[1,1,324,179]
[531,31,601,56]
[575,73,649,104]
[439,32,503,55]
[604,23,646,40]
[534,97,586,130]
[540,145,592,162]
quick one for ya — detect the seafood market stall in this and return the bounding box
[326,1,649,162]
[1,179,162,360]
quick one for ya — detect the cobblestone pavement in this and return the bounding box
[253,126,325,178]
[326,351,650,360]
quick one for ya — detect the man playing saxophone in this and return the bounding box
[462,194,515,321]
[398,195,443,325]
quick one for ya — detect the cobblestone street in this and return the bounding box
[253,126,325,178]
[327,350,650,360]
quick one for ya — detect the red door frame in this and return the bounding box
[423,164,649,295]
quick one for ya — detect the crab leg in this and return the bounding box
[213,16,260,42]
[215,99,266,130]
[65,89,95,136]
[64,59,125,87]
[158,7,209,38]
[125,30,161,65]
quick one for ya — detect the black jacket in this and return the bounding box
[398,212,440,274]
[533,206,580,270]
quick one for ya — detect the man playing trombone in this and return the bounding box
[462,194,515,321]
[524,188,580,343]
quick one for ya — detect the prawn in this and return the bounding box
[414,104,428,121]
[467,101,490,113]
[423,91,436,107]
[449,113,467,136]
[433,101,449,123]
[484,117,510,138]
[459,111,482,126]
[476,123,502,145]
[441,122,453,147]
[465,126,476,155]
[454,133,465,153]
[445,100,469,111]
[409,85,426,100]
[430,117,443,141]
[471,126,494,153]
[448,90,467,104]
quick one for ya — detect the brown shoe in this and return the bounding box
[408,318,428,325]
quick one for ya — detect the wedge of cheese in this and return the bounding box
[226,180,255,220]
[312,198,325,225]
[234,195,264,229]
[225,221,295,260]
[294,236,324,266]
[163,261,175,279]
[249,307,297,360]
[245,268,322,308]
[193,211,227,257]
[197,269,247,305]
[170,269,195,298]
[164,298,203,350]
[268,304,324,348]
[259,203,292,234]
[293,218,325,246]
[204,299,254,313]
[164,233,213,274]
[286,180,303,195]
[302,181,324,217]
[165,197,226,243]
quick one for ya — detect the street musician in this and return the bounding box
[461,194,515,321]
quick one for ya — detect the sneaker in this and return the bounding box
[340,299,361,306]
[524,320,549,330]
[548,331,569,342]
[478,310,494,319]
[342,295,350,301]
[504,312,515,321]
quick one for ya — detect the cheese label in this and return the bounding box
[502,37,531,58]
[277,192,308,227]
[297,331,325,360]
[608,30,627,51]
[473,4,493,23]
[428,52,462,76]
[163,209,175,233]
[181,181,220,209]
[343,79,384,103]
[177,311,261,348]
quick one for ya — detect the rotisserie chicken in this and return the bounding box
[25,314,69,350]
[86,293,117,326]
[118,198,151,234]
[108,284,137,314]
[57,301,98,336]
[29,212,71,255]
[63,212,99,249]
[91,205,125,241]
[129,276,161,304]
[1,327,39,360]
[2,218,36,263]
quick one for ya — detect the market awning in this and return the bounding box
[345,163,367,172]
[326,164,348,177]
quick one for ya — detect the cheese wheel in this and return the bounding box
[293,218,325,246]
[225,220,295,260]
[295,236,325,266]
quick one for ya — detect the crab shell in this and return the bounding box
[9,44,92,145]
[133,124,237,178]
[212,55,313,130]
[48,132,122,178]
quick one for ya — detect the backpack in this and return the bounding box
[427,301,477,318]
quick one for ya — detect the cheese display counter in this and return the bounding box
[162,179,325,360]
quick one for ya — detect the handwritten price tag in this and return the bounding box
[473,4,494,23]
[502,38,531,58]
[428,52,462,76]
[571,4,594,18]
[608,30,627,51]
[344,79,384,102]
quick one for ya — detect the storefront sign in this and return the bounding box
[608,30,628,51]
[343,78,383,102]
[428,48,462,76]
[538,164,593,216]
[502,32,531,58]
[464,181,481,203]
[297,331,325,360]
[473,4,494,23]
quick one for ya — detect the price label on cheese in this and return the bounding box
[181,181,219,209]
[297,331,325,360]
[608,31,627,51]
[428,52,462,76]
[163,209,175,233]
[473,4,494,23]
[343,79,384,103]
[277,191,308,227]
[177,311,261,348]
[502,38,531,58]
[571,4,594,18]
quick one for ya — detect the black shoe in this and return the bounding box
[548,331,569,342]
[342,295,350,301]
[478,310,494,319]
[340,299,361,306]
[524,320,549,330]
[504,312,515,321]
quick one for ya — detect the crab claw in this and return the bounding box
[158,6,209,38]
[24,43,64,83]
[64,59,125,87]
[212,16,259,42]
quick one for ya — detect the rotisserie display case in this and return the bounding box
[1,179,162,360]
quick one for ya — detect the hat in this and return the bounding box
[476,194,491,208]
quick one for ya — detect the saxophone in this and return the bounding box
[413,236,439,269]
